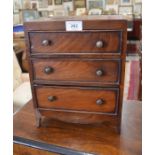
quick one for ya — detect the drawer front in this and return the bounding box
[29,31,122,54]
[35,86,119,114]
[32,59,121,85]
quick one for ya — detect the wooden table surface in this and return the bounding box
[14,100,141,155]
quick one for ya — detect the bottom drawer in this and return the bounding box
[35,86,119,114]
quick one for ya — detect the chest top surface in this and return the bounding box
[24,15,127,31]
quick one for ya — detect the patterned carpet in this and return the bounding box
[124,58,141,101]
[127,60,140,100]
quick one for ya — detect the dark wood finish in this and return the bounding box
[14,136,90,155]
[29,31,121,54]
[14,143,59,155]
[35,86,119,114]
[127,18,142,40]
[13,100,142,155]
[39,109,120,125]
[127,42,137,54]
[127,19,142,55]
[32,58,121,85]
[24,16,127,131]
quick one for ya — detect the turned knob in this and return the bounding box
[96,99,104,105]
[96,69,103,76]
[48,96,56,102]
[96,40,103,48]
[42,40,50,46]
[44,66,53,74]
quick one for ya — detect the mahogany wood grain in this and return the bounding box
[29,31,121,54]
[13,100,142,155]
[14,143,59,155]
[32,58,121,85]
[35,86,119,114]
[39,109,120,125]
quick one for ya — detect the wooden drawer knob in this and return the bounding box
[42,40,50,46]
[44,66,53,74]
[96,69,103,76]
[48,96,56,102]
[96,40,103,48]
[96,99,104,105]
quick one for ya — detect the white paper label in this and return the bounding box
[65,21,83,31]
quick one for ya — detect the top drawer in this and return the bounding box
[29,31,122,54]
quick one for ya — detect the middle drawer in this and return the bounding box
[32,58,121,85]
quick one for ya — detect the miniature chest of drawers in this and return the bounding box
[24,16,127,132]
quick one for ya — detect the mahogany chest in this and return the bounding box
[24,16,127,132]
